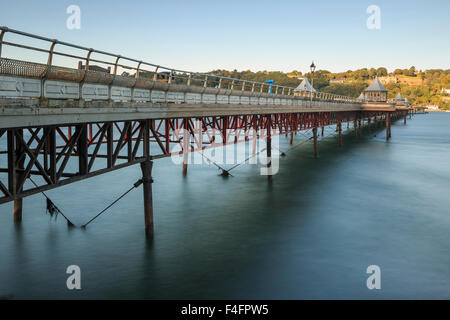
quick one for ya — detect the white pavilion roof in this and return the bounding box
[294,78,317,92]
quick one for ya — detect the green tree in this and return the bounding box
[376,67,388,76]
[408,66,416,77]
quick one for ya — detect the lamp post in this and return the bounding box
[310,61,316,105]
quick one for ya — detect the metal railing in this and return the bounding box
[0,26,364,103]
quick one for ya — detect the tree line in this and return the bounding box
[207,67,450,109]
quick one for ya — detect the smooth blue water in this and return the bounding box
[1,112,450,299]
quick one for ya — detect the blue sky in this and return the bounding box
[0,0,449,73]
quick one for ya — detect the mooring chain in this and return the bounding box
[29,176,144,228]
[81,179,143,228]
[188,143,232,176]
[226,146,267,173]
[225,133,315,173]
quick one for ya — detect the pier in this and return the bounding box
[0,27,411,238]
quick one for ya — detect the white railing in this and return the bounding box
[0,26,364,104]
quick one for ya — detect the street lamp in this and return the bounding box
[310,61,316,104]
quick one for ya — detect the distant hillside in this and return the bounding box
[207,67,450,109]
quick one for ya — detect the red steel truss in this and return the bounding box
[0,110,407,206]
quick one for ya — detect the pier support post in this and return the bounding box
[386,112,391,140]
[313,127,318,158]
[13,198,22,223]
[13,129,24,223]
[404,114,407,125]
[182,119,189,176]
[290,130,293,145]
[338,122,342,147]
[368,118,371,134]
[182,161,188,176]
[267,134,272,182]
[140,160,154,239]
[266,116,272,182]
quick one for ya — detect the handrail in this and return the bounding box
[0,26,365,103]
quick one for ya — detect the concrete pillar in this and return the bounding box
[140,160,154,239]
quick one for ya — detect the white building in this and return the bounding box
[293,78,316,96]
[364,77,387,102]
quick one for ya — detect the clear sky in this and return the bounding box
[0,0,449,74]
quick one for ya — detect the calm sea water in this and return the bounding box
[1,112,450,299]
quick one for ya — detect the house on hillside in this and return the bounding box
[330,78,346,84]
[379,76,398,84]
